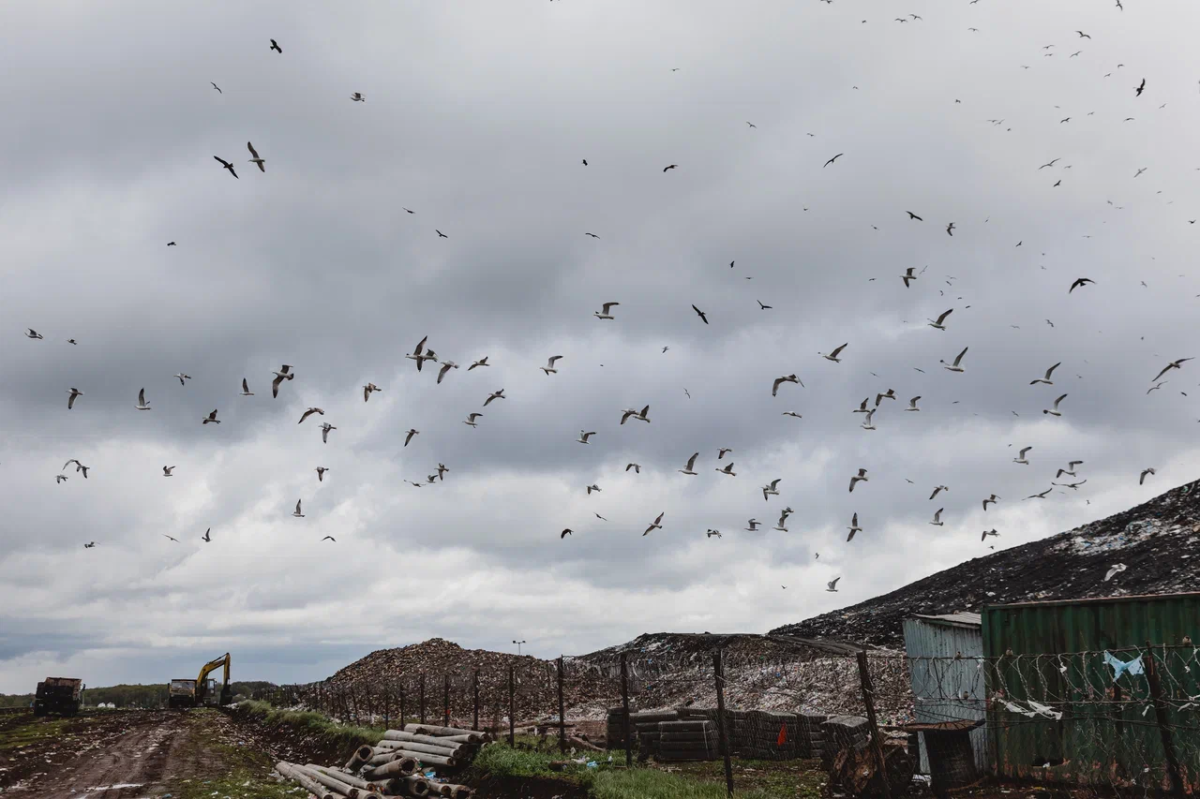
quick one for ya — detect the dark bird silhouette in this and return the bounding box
[211,82,222,94]
[403,208,415,214]
[1135,78,1145,96]
[1053,180,1062,187]
[906,211,923,220]
[692,304,709,324]
[436,230,448,238]
[84,542,95,549]
[322,536,336,542]
[746,121,757,128]
[561,529,573,539]
[202,528,211,542]
[1069,277,1095,293]
[213,156,238,179]
[1060,117,1071,123]
[163,534,179,543]
[946,222,956,236]
[582,159,588,166]
[663,164,678,172]
[247,141,265,172]
[585,232,599,238]
[757,300,772,310]
[270,39,282,53]
[823,153,844,167]
[1039,159,1060,169]
[167,241,176,246]
[1076,30,1091,38]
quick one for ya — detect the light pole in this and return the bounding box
[512,639,526,656]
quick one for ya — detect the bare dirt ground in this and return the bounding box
[0,709,286,799]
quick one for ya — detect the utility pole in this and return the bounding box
[512,639,526,656]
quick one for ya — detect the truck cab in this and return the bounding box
[168,679,198,709]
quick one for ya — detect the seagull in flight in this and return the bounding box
[163,466,175,477]
[772,374,802,396]
[246,142,265,172]
[464,413,483,427]
[404,429,419,447]
[757,300,772,310]
[902,267,918,288]
[174,373,192,386]
[316,467,329,482]
[982,494,1000,510]
[849,468,869,492]
[66,388,83,409]
[298,407,325,424]
[626,463,641,473]
[930,508,944,526]
[540,356,563,375]
[1139,467,1156,485]
[213,156,238,179]
[271,365,294,397]
[320,422,336,443]
[594,302,620,320]
[819,343,848,363]
[930,485,948,500]
[1069,278,1096,293]
[163,534,179,543]
[678,453,700,475]
[1013,446,1032,465]
[322,536,336,542]
[1135,78,1145,97]
[1039,159,1060,169]
[826,578,841,593]
[663,164,678,172]
[270,39,282,53]
[941,347,969,373]
[293,500,305,518]
[763,479,781,501]
[211,82,222,93]
[691,304,709,324]
[1031,362,1061,385]
[746,121,757,128]
[1044,394,1068,416]
[577,430,597,444]
[240,378,254,396]
[846,513,862,542]
[928,308,953,330]
[906,211,923,220]
[202,528,211,542]
[643,512,665,536]
[469,357,490,370]
[946,222,956,236]
[1152,358,1193,382]
[484,389,506,407]
[823,153,844,167]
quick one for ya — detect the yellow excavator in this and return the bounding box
[168,652,232,709]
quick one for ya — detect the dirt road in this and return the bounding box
[0,709,285,799]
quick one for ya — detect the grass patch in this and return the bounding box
[593,768,776,799]
[0,716,88,751]
[232,699,385,755]
[165,708,295,799]
[468,741,819,799]
[166,771,295,799]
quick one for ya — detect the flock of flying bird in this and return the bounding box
[20,4,1190,597]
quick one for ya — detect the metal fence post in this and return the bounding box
[400,687,406,730]
[508,663,516,746]
[557,656,567,753]
[856,650,892,799]
[473,669,480,732]
[620,652,633,768]
[444,673,451,727]
[419,673,426,725]
[1145,642,1184,796]
[713,649,734,797]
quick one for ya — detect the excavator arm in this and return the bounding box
[195,653,231,705]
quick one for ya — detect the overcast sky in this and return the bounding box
[3,0,1199,693]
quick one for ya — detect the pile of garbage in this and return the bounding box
[275,723,486,798]
[773,479,1200,646]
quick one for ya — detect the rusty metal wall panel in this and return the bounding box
[982,592,1200,791]
[903,617,989,774]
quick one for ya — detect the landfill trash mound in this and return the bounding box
[579,633,914,726]
[771,479,1200,647]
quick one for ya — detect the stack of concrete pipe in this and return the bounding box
[275,723,486,798]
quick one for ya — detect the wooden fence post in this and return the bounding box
[713,649,734,797]
[508,664,516,746]
[856,650,892,799]
[419,673,426,725]
[473,669,480,732]
[557,657,567,753]
[400,687,406,730]
[621,652,633,769]
[444,673,451,727]
[1145,642,1184,796]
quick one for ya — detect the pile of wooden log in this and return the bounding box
[275,723,488,798]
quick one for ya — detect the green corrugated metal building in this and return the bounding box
[982,592,1200,791]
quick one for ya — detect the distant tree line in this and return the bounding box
[0,681,277,709]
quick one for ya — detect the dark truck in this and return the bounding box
[34,677,84,717]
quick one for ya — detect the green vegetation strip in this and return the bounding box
[468,740,805,798]
[233,699,384,754]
